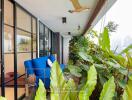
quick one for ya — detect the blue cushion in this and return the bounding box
[49,55,56,62]
[24,60,34,75]
[32,57,48,76]
[60,64,65,71]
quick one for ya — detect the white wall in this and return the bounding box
[63,36,71,64]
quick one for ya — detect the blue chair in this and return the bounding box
[24,55,65,89]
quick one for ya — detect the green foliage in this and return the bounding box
[50,61,69,100]
[67,65,82,77]
[67,27,132,99]
[69,35,89,64]
[35,79,46,100]
[79,65,97,100]
[106,21,118,33]
[123,79,132,100]
[99,27,110,52]
[67,79,78,100]
[99,76,115,100]
[78,52,94,63]
[120,44,132,54]
[0,97,7,100]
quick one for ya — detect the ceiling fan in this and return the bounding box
[68,0,90,13]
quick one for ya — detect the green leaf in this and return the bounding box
[67,79,78,100]
[99,76,115,100]
[122,90,128,100]
[106,61,121,69]
[128,72,132,80]
[78,52,94,63]
[124,80,132,100]
[118,80,127,89]
[67,65,82,77]
[50,61,69,100]
[120,44,132,54]
[118,67,128,76]
[35,79,46,100]
[0,97,7,100]
[94,64,106,69]
[126,52,132,68]
[99,27,110,52]
[79,65,97,100]
[99,74,107,86]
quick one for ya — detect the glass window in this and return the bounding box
[17,30,31,52]
[17,53,31,74]
[4,0,13,26]
[33,35,36,52]
[4,25,14,53]
[45,27,49,51]
[17,7,31,32]
[39,23,44,36]
[33,52,36,58]
[32,18,37,34]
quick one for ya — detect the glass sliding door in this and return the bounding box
[32,18,37,58]
[1,0,38,99]
[4,0,14,99]
[0,0,2,96]
[39,22,45,56]
[16,5,38,99]
[16,6,31,99]
[39,21,51,56]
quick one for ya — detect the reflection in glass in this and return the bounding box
[39,23,44,36]
[4,25,14,53]
[18,88,25,99]
[4,54,14,82]
[45,27,49,51]
[5,87,14,100]
[17,7,31,32]
[4,0,13,26]
[33,35,36,52]
[17,53,31,75]
[17,30,31,52]
[33,52,36,58]
[32,18,37,34]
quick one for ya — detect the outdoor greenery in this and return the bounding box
[106,21,119,33]
[66,27,132,99]
[35,61,116,100]
[33,27,132,100]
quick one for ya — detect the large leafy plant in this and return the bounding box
[66,27,132,99]
[35,61,116,100]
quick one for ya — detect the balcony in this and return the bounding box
[1,0,131,100]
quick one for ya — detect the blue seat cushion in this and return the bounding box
[32,57,48,76]
[24,60,34,75]
[49,55,56,62]
[60,64,65,71]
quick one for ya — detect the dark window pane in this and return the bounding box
[45,27,49,51]
[39,23,44,35]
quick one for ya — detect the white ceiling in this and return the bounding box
[15,0,99,36]
[15,0,116,36]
